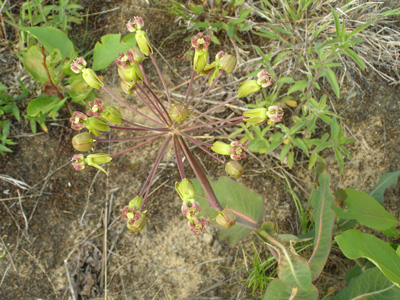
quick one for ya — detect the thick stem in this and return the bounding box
[178,137,223,211]
[173,136,185,179]
[149,53,172,109]
[190,70,223,113]
[109,134,165,157]
[140,135,172,209]
[102,86,164,126]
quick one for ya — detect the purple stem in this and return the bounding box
[173,136,185,179]
[186,119,244,134]
[190,70,223,113]
[95,133,165,142]
[178,137,223,211]
[133,86,168,125]
[141,81,173,124]
[138,62,149,86]
[183,95,238,127]
[183,134,226,165]
[149,53,172,109]
[180,132,213,147]
[110,125,168,132]
[121,119,167,131]
[109,134,165,157]
[140,135,172,209]
[183,115,244,132]
[187,73,210,107]
[183,70,196,105]
[102,86,164,126]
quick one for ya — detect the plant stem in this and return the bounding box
[183,70,196,105]
[149,53,172,109]
[133,86,168,125]
[140,81,173,124]
[185,119,244,134]
[178,137,223,211]
[182,134,225,164]
[95,133,164,142]
[190,70,223,113]
[183,115,244,132]
[121,119,168,132]
[187,73,210,107]
[138,62,149,86]
[109,134,165,157]
[110,125,168,132]
[102,86,164,126]
[173,136,185,179]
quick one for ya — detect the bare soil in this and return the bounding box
[1,1,399,300]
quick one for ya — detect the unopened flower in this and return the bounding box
[257,70,273,88]
[191,33,211,73]
[191,32,211,52]
[267,105,284,123]
[121,80,135,95]
[225,161,244,178]
[72,132,94,152]
[72,154,85,170]
[102,106,122,124]
[237,80,261,98]
[243,108,268,125]
[85,117,110,136]
[216,209,236,228]
[70,57,87,74]
[127,47,145,63]
[82,68,104,89]
[116,52,143,83]
[126,19,153,56]
[129,195,143,211]
[85,153,112,175]
[126,16,144,32]
[218,52,236,73]
[70,111,87,130]
[169,103,190,123]
[175,178,196,201]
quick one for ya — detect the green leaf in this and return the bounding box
[68,75,93,103]
[325,68,340,98]
[263,279,318,300]
[1,120,11,145]
[294,138,309,157]
[370,171,400,205]
[331,8,341,38]
[92,33,137,71]
[347,19,377,39]
[27,95,65,117]
[335,230,400,286]
[308,152,318,170]
[343,48,365,70]
[288,151,294,169]
[333,188,398,231]
[334,148,344,173]
[21,26,74,58]
[332,267,400,300]
[23,45,50,83]
[288,80,309,95]
[308,172,335,280]
[192,177,264,245]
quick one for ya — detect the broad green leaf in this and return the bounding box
[288,80,309,95]
[325,68,340,98]
[370,171,400,205]
[308,172,335,280]
[92,34,137,71]
[27,95,63,117]
[192,177,264,245]
[68,75,93,103]
[259,224,312,291]
[263,279,318,300]
[336,230,400,286]
[333,267,400,300]
[21,26,74,58]
[333,188,398,231]
[23,45,50,83]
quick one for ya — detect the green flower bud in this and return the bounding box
[102,106,122,124]
[211,141,232,155]
[85,153,112,175]
[135,30,153,56]
[175,178,196,201]
[193,49,208,73]
[128,196,143,211]
[82,68,104,89]
[243,107,268,125]
[72,132,94,152]
[237,80,261,98]
[225,161,244,178]
[216,209,236,228]
[85,117,110,136]
[169,103,190,123]
[121,80,135,95]
[219,54,236,73]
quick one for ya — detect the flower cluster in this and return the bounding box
[176,179,208,234]
[121,196,147,232]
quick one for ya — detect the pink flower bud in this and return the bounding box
[267,105,284,123]
[70,57,87,74]
[72,154,85,171]
[70,111,87,131]
[257,70,273,88]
